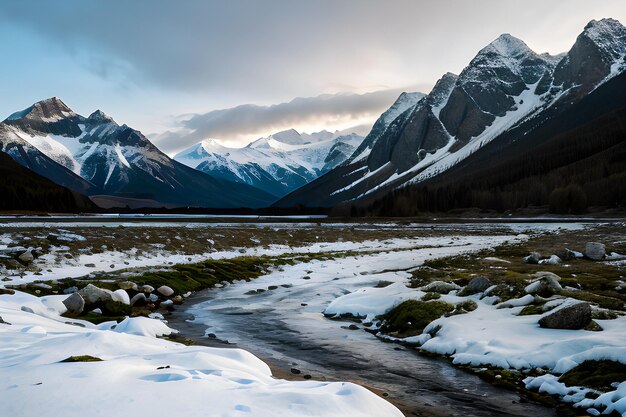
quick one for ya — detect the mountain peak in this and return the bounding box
[87,109,115,124]
[5,96,77,123]
[580,18,626,56]
[482,33,534,58]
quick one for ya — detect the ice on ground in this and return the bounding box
[0,291,402,417]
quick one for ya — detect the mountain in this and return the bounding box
[174,129,364,197]
[0,151,94,212]
[0,98,276,208]
[275,18,626,209]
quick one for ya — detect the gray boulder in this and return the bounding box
[539,255,562,265]
[538,302,591,330]
[460,276,492,295]
[525,271,562,295]
[585,242,606,261]
[130,293,147,306]
[62,293,85,315]
[422,281,461,294]
[63,286,78,295]
[142,285,155,294]
[157,285,174,297]
[18,250,34,263]
[77,284,112,305]
[523,252,541,264]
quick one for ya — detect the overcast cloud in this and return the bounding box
[1,0,625,149]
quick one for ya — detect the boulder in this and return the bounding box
[148,293,159,302]
[525,271,562,295]
[18,250,34,263]
[157,285,174,297]
[172,295,184,305]
[538,302,591,330]
[539,255,562,265]
[118,281,138,291]
[111,289,130,305]
[422,281,461,294]
[460,276,492,295]
[142,285,155,294]
[584,242,606,261]
[130,293,147,306]
[62,293,85,315]
[63,286,78,295]
[523,252,541,264]
[77,284,112,305]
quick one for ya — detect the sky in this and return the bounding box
[1,0,625,154]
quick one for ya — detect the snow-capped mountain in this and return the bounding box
[276,18,626,208]
[0,98,276,208]
[174,129,364,197]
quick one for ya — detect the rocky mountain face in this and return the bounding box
[275,18,626,208]
[0,98,276,208]
[174,129,364,198]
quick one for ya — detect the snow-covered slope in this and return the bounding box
[276,18,626,208]
[0,98,276,208]
[174,129,364,197]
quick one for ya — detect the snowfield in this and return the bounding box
[0,291,402,417]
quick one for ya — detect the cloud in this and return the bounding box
[154,88,412,153]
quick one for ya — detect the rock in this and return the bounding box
[111,289,130,305]
[523,252,541,264]
[460,276,492,295]
[142,285,155,293]
[0,315,11,325]
[18,250,34,263]
[525,271,562,296]
[0,289,15,295]
[538,302,592,330]
[558,248,582,261]
[539,255,562,265]
[422,281,461,294]
[157,285,174,297]
[62,293,85,315]
[20,306,35,314]
[118,281,138,291]
[130,293,147,306]
[348,324,359,330]
[290,368,301,375]
[84,263,96,268]
[92,308,102,315]
[63,286,78,295]
[148,293,159,302]
[172,295,184,305]
[78,284,112,305]
[584,242,606,261]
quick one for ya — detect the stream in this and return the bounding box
[168,233,557,416]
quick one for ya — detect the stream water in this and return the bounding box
[169,233,558,416]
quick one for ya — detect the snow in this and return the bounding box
[0,291,401,417]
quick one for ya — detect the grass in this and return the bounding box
[559,360,626,392]
[60,355,102,363]
[378,300,455,337]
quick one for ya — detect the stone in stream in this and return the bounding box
[62,293,85,315]
[157,285,174,297]
[130,293,147,306]
[584,242,606,261]
[538,302,592,330]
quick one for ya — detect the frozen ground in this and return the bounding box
[0,292,401,417]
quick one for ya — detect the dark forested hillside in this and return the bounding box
[0,152,94,212]
[347,71,626,216]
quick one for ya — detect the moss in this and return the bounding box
[379,300,454,337]
[561,290,624,311]
[60,355,102,363]
[70,312,126,325]
[518,304,545,316]
[559,360,626,392]
[421,292,441,301]
[449,300,477,315]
